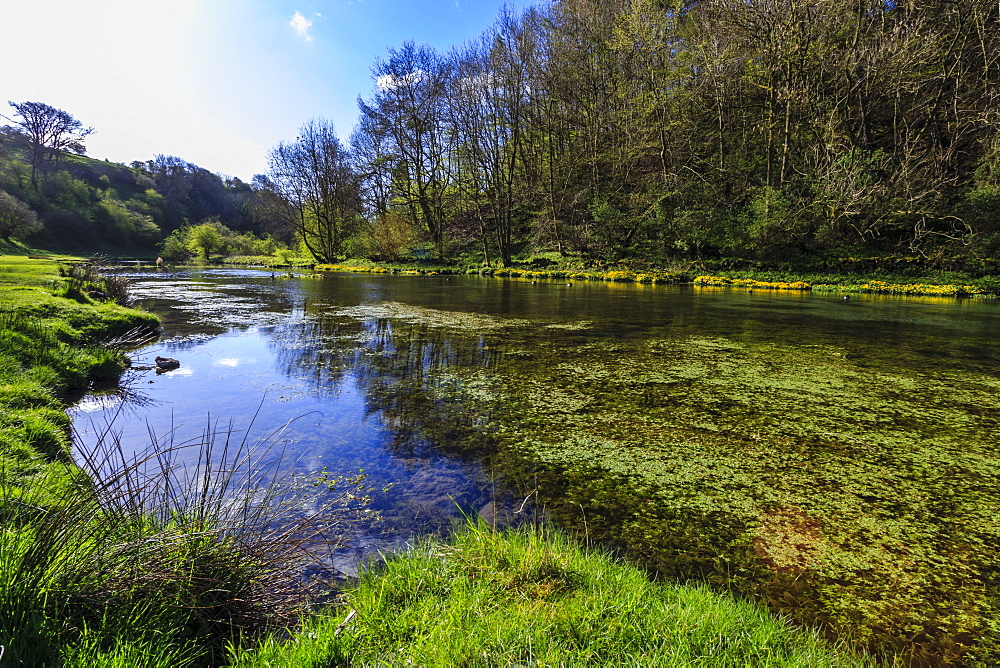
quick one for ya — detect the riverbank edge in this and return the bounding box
[287,258,996,298]
[0,253,871,666]
[229,519,871,667]
[0,254,159,500]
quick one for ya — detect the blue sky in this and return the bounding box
[1,0,520,181]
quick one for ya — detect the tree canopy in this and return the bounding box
[336,0,1000,267]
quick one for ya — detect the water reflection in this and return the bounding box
[72,269,1000,586]
[72,276,525,573]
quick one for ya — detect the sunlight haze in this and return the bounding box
[0,0,514,180]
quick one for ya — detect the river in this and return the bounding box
[70,267,1000,658]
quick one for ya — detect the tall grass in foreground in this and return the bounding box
[0,415,376,666]
[231,520,873,667]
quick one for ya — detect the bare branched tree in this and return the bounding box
[3,101,94,190]
[268,119,361,263]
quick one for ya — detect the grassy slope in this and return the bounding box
[231,521,869,667]
[0,251,172,664]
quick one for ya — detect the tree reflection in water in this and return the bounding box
[265,308,527,549]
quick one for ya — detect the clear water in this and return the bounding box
[70,267,1000,628]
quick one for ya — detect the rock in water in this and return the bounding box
[155,356,180,370]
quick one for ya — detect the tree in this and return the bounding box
[357,42,455,256]
[186,222,225,260]
[249,174,299,244]
[3,101,93,190]
[448,9,539,265]
[267,119,361,263]
[0,190,41,241]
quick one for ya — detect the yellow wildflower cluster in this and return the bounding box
[859,280,986,296]
[492,267,565,279]
[693,276,812,290]
[315,264,390,274]
[493,267,680,284]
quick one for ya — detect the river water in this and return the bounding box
[70,268,1000,653]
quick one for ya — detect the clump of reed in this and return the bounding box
[56,258,134,306]
[0,415,377,666]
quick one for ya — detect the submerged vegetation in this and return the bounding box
[249,271,999,664]
[466,327,1000,664]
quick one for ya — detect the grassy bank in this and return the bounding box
[309,257,1000,297]
[0,252,165,663]
[1,252,384,665]
[193,247,1000,297]
[223,254,314,268]
[230,521,868,667]
[0,253,158,505]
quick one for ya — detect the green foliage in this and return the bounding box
[0,189,41,240]
[186,221,225,260]
[95,190,161,245]
[0,129,278,254]
[744,186,803,250]
[162,222,284,264]
[334,0,1000,267]
[160,227,192,261]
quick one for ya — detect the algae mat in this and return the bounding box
[461,329,1000,663]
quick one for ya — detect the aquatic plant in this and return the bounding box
[857,280,986,296]
[470,329,1000,663]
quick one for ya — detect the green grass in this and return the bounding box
[0,252,385,665]
[0,255,158,505]
[0,251,892,665]
[230,520,870,667]
[222,254,315,268]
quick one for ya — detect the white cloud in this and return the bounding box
[376,70,425,91]
[289,11,313,42]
